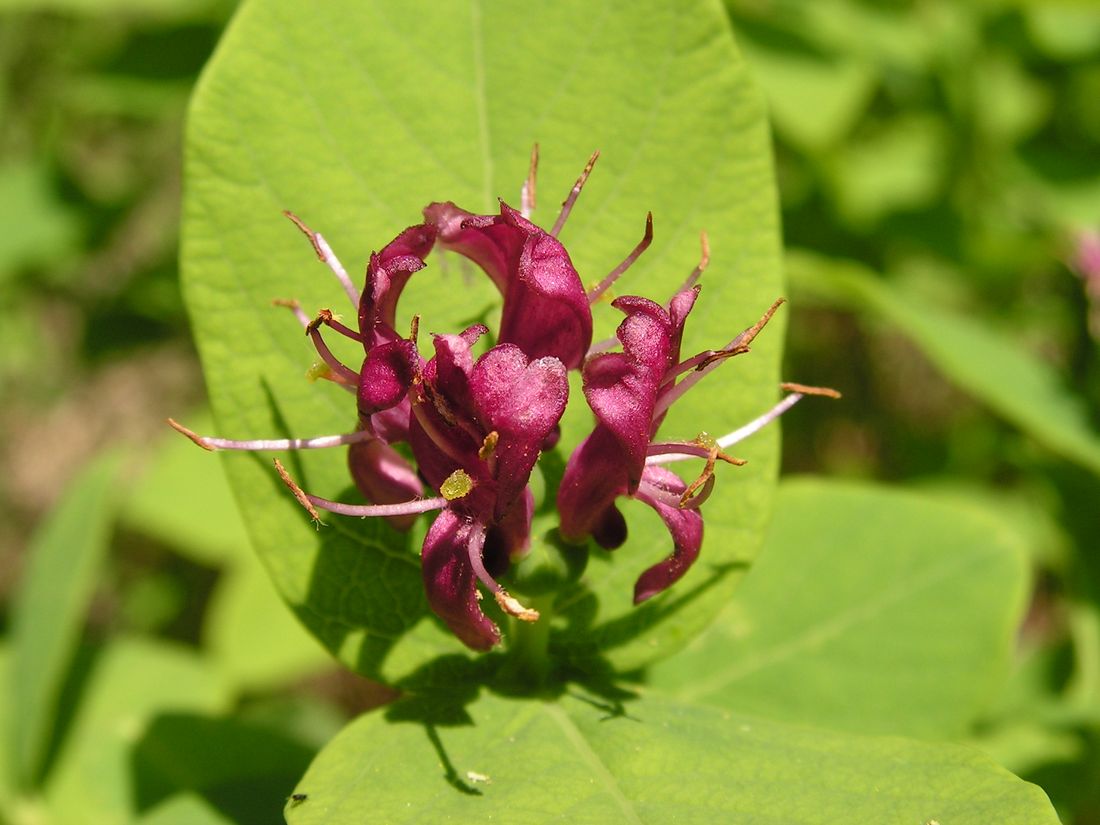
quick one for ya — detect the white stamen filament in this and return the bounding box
[274,298,311,329]
[168,419,372,452]
[646,392,805,465]
[307,495,447,518]
[313,232,360,308]
[284,211,360,308]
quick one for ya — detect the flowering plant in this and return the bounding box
[173,151,835,654]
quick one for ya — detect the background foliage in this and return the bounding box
[0,0,1097,822]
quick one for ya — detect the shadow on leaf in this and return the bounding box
[130,712,315,824]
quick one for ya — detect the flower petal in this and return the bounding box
[358,223,436,343]
[582,296,671,489]
[425,201,592,369]
[631,465,704,604]
[357,339,420,420]
[347,435,423,531]
[470,343,568,517]
[421,510,500,651]
[556,425,630,547]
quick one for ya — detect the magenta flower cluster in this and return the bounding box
[173,153,835,652]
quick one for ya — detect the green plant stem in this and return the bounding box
[504,595,555,688]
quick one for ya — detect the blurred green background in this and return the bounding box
[1,1,1098,823]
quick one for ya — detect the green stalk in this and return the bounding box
[503,595,555,688]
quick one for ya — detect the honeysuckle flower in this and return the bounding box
[557,284,836,604]
[275,212,438,522]
[270,323,568,651]
[406,326,569,648]
[171,151,837,652]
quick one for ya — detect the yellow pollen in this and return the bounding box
[440,469,475,501]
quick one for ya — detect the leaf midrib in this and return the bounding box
[542,702,644,825]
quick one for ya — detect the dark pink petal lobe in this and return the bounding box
[583,296,672,490]
[358,223,436,343]
[347,436,423,531]
[556,426,630,546]
[470,344,568,517]
[421,510,500,651]
[665,285,701,369]
[357,339,420,420]
[422,202,516,293]
[498,204,592,369]
[428,325,488,419]
[424,201,592,369]
[631,465,704,604]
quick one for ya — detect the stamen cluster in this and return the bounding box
[172,151,837,651]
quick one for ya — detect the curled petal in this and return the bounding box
[631,465,704,604]
[357,339,420,419]
[421,511,500,651]
[358,223,436,343]
[665,285,701,369]
[583,296,671,489]
[428,324,488,418]
[424,201,592,369]
[556,426,630,547]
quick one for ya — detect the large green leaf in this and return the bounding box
[648,478,1029,738]
[183,0,783,685]
[787,250,1100,477]
[285,691,1057,824]
[9,452,122,788]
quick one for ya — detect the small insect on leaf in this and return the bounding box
[288,792,308,806]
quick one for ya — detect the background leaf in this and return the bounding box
[122,414,332,690]
[121,411,251,566]
[648,478,1029,738]
[787,250,1100,477]
[8,451,122,787]
[41,638,230,825]
[182,0,783,684]
[285,691,1058,824]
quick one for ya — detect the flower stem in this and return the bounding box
[504,595,555,687]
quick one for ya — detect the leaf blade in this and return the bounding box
[649,478,1029,738]
[286,692,1058,824]
[9,452,122,787]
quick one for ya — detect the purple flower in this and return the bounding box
[271,321,570,651]
[407,325,569,649]
[171,151,837,652]
[557,286,802,604]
